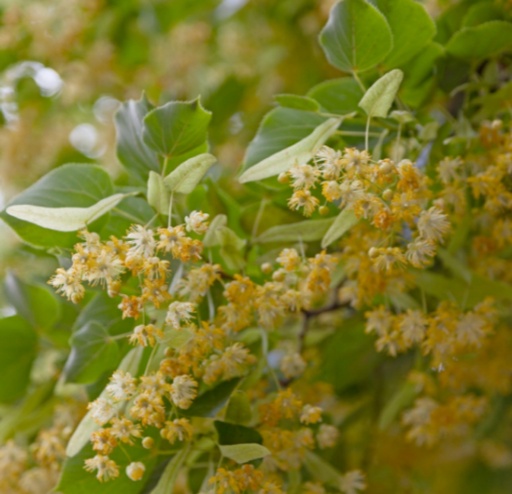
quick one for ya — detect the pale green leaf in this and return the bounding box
[150,449,189,494]
[6,193,127,232]
[163,153,217,194]
[219,443,270,464]
[239,118,341,183]
[147,171,169,215]
[66,347,144,457]
[321,209,358,248]
[359,69,404,118]
[256,218,334,243]
[203,214,228,247]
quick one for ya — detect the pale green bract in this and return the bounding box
[239,118,341,183]
[359,69,404,119]
[6,193,128,232]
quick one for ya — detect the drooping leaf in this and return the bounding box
[114,94,161,183]
[62,322,120,384]
[239,118,341,183]
[66,347,144,457]
[182,378,240,417]
[304,451,343,487]
[214,421,262,445]
[274,94,320,112]
[319,0,393,73]
[149,449,189,494]
[4,271,61,330]
[219,443,270,464]
[378,381,419,430]
[163,153,217,194]
[446,21,512,60]
[358,69,404,119]
[0,315,38,403]
[142,99,212,161]
[370,0,436,68]
[0,164,114,248]
[244,107,329,169]
[321,209,358,248]
[257,218,334,244]
[147,171,170,215]
[6,193,127,232]
[308,78,364,114]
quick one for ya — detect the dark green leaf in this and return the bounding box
[370,0,436,68]
[0,315,38,403]
[308,78,364,114]
[63,322,120,384]
[4,271,61,329]
[115,94,161,184]
[182,378,240,417]
[446,21,512,60]
[214,421,262,445]
[319,0,393,73]
[224,390,252,425]
[103,196,155,239]
[142,99,212,161]
[257,218,334,244]
[0,164,114,249]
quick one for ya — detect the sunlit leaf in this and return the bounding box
[239,118,341,183]
[147,171,169,215]
[319,0,393,73]
[321,208,358,248]
[0,164,114,248]
[6,193,127,232]
[358,69,404,118]
[163,153,217,194]
[219,443,270,464]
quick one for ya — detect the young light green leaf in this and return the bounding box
[150,448,189,494]
[359,69,404,118]
[203,214,228,247]
[321,209,358,248]
[66,347,144,457]
[239,118,341,183]
[256,218,334,243]
[6,193,127,232]
[147,171,169,215]
[319,0,393,73]
[163,153,217,194]
[219,443,270,464]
